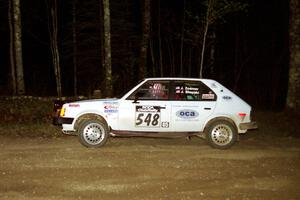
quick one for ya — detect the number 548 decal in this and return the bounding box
[135,106,161,127]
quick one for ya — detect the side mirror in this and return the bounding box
[133,91,144,103]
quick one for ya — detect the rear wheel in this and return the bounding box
[78,119,109,147]
[206,120,237,149]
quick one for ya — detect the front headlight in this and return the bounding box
[60,107,66,117]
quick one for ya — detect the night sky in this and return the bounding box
[0,0,289,110]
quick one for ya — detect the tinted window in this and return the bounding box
[127,81,170,100]
[172,81,216,101]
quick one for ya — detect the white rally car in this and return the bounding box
[55,78,257,149]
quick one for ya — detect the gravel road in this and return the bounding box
[0,133,299,200]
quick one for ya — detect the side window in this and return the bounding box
[172,81,216,101]
[185,82,201,101]
[198,82,217,101]
[127,81,170,100]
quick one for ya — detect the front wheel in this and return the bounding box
[78,119,109,147]
[205,120,237,149]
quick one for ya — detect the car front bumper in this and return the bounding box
[53,117,74,125]
[239,122,258,130]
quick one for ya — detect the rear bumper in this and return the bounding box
[239,121,258,130]
[53,117,74,125]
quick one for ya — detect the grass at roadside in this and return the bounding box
[0,96,54,124]
[253,110,300,138]
[0,96,62,138]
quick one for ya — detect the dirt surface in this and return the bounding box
[1,132,300,200]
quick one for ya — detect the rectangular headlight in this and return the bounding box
[60,108,66,117]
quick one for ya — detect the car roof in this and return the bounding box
[144,77,215,82]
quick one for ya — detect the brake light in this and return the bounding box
[60,108,66,117]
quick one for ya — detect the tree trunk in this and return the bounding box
[103,0,113,97]
[167,38,174,76]
[287,0,300,110]
[73,0,78,96]
[188,47,192,77]
[47,0,62,97]
[8,0,17,95]
[209,30,216,76]
[199,0,213,78]
[158,0,163,77]
[180,0,186,77]
[149,36,156,76]
[12,0,25,95]
[138,0,151,80]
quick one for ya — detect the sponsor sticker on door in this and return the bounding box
[176,109,199,120]
[104,102,119,113]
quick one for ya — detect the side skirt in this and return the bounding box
[110,130,203,138]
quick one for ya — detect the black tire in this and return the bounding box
[78,119,109,147]
[205,120,237,149]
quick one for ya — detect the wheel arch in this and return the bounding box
[74,113,108,131]
[204,116,238,133]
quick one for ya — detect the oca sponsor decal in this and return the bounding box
[176,109,199,119]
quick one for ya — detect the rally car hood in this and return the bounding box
[62,98,120,120]
[71,98,119,104]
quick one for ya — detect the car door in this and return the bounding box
[170,81,217,132]
[118,80,172,132]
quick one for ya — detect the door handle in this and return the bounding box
[160,106,166,109]
[204,107,211,110]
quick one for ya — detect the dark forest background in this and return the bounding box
[0,0,290,110]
